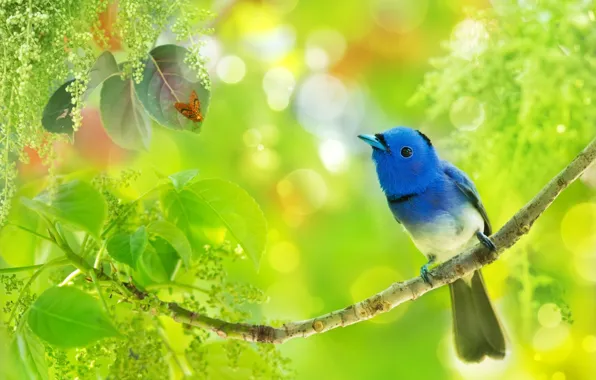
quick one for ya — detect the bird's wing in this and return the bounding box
[387,199,402,224]
[442,160,492,235]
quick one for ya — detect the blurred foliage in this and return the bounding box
[412,0,596,190]
[1,169,288,378]
[0,0,211,226]
[2,0,596,379]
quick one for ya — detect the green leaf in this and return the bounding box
[135,44,210,131]
[41,80,76,136]
[42,51,119,137]
[106,226,148,267]
[9,324,49,380]
[20,180,107,239]
[147,220,192,267]
[135,238,179,285]
[160,184,226,251]
[100,75,151,150]
[1,197,41,267]
[168,169,199,191]
[28,287,120,348]
[191,180,267,267]
[161,179,267,267]
[1,327,23,380]
[87,51,119,96]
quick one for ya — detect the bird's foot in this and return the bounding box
[420,255,437,286]
[420,264,432,286]
[476,231,496,251]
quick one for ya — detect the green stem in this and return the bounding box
[169,259,181,282]
[7,256,69,325]
[101,187,158,238]
[2,81,13,214]
[89,269,111,317]
[94,242,106,268]
[80,233,91,257]
[145,282,210,295]
[89,242,110,315]
[58,269,81,286]
[110,278,134,299]
[46,221,92,274]
[7,223,55,244]
[0,259,70,274]
[94,270,134,299]
[60,242,93,274]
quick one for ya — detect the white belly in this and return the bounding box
[406,204,485,263]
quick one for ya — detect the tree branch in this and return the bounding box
[146,136,596,344]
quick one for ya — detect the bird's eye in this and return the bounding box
[400,146,413,158]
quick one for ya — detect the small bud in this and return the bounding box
[312,320,325,332]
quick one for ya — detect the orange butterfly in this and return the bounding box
[174,90,203,122]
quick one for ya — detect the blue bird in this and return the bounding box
[359,126,506,363]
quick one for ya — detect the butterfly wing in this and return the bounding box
[174,92,203,122]
[189,90,203,122]
[174,102,194,119]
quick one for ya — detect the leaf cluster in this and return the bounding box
[0,0,212,226]
[1,168,290,379]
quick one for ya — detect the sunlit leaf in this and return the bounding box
[1,192,42,267]
[20,180,107,239]
[135,238,179,285]
[168,169,199,191]
[100,75,151,150]
[161,179,267,267]
[28,287,120,348]
[106,226,148,267]
[135,44,210,131]
[160,184,226,251]
[1,327,24,380]
[42,51,119,136]
[191,180,267,267]
[9,324,49,380]
[147,220,192,267]
[87,51,119,96]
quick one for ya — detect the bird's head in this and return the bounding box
[359,126,441,197]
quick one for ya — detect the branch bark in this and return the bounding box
[145,137,596,343]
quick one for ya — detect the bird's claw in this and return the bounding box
[420,263,433,286]
[476,231,496,251]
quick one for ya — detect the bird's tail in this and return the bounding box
[449,270,506,362]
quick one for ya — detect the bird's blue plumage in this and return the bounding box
[442,160,492,235]
[387,167,472,226]
[359,126,506,362]
[359,127,488,259]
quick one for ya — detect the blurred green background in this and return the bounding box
[5,0,596,378]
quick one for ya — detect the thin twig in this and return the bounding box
[7,256,70,325]
[89,268,111,317]
[80,233,91,257]
[7,136,596,345]
[101,187,157,239]
[94,242,107,268]
[58,269,81,286]
[0,260,69,274]
[7,222,55,244]
[151,136,596,343]
[145,282,210,295]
